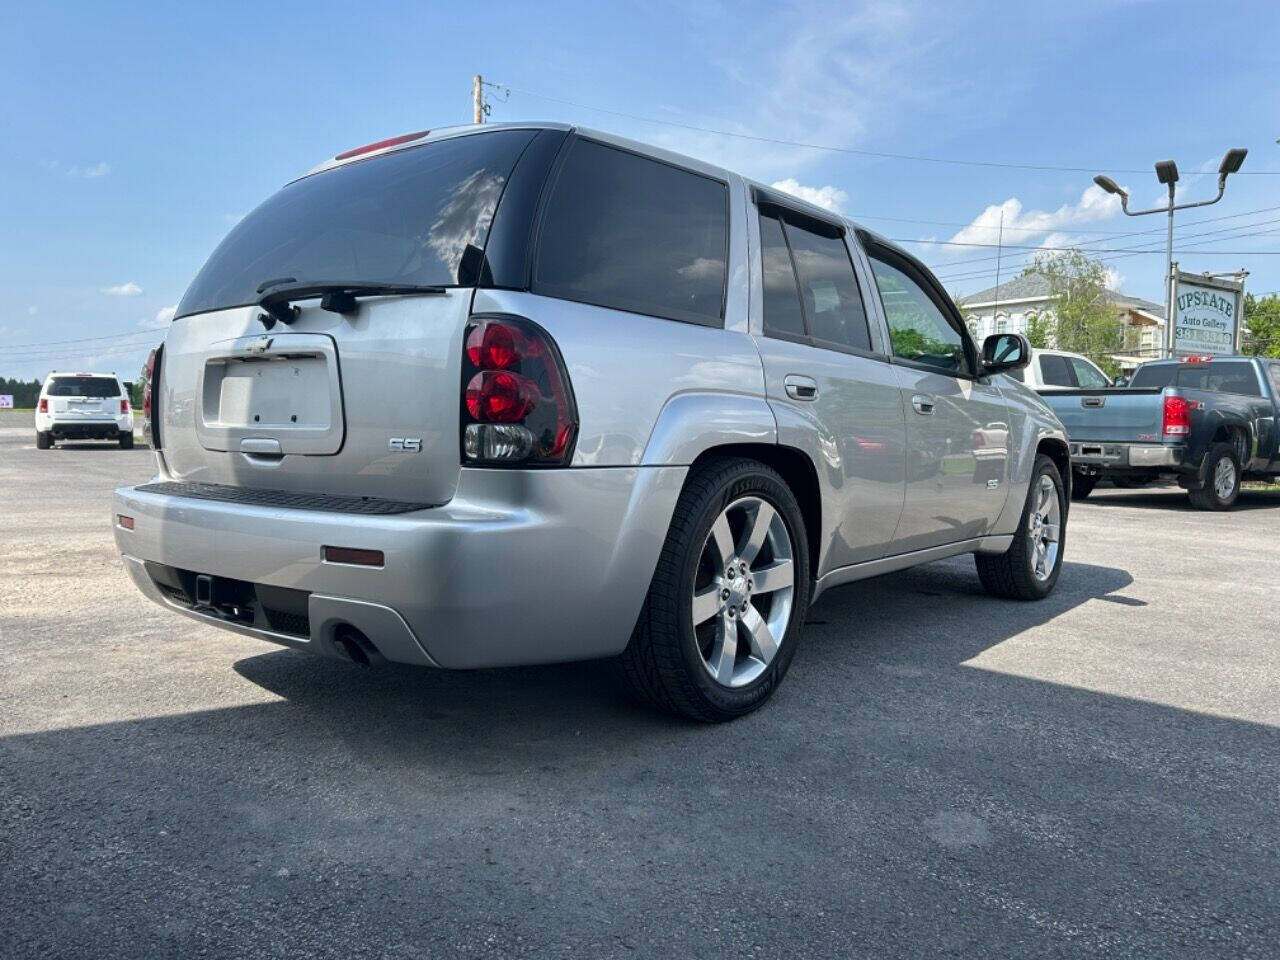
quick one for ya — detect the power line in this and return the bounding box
[933,216,1280,281]
[497,82,1280,177]
[3,328,160,351]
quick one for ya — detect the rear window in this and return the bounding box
[46,376,120,397]
[533,138,728,325]
[175,130,537,319]
[1131,360,1261,396]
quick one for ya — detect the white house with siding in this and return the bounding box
[956,273,1165,371]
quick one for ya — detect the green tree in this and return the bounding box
[1241,292,1280,358]
[1024,310,1052,349]
[1031,249,1126,377]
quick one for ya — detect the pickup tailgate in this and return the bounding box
[1041,388,1166,443]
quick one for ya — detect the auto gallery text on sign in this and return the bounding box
[1173,271,1244,356]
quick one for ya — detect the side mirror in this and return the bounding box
[982,333,1031,375]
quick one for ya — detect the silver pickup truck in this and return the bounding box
[1042,355,1280,510]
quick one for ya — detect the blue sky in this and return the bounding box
[3,0,1279,380]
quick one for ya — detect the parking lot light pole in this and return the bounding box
[1093,148,1248,357]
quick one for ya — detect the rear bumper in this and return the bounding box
[1069,441,1184,471]
[41,418,131,438]
[113,465,686,669]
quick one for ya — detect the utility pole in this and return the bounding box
[1093,148,1247,358]
[473,74,485,124]
[991,210,1004,338]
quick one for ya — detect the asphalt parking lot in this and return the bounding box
[2,408,1278,959]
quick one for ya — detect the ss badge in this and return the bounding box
[388,437,422,452]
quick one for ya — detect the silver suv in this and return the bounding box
[114,123,1070,721]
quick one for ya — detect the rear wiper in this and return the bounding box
[256,280,448,328]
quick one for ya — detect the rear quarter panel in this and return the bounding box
[469,289,768,466]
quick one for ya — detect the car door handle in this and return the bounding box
[784,375,819,401]
[911,394,936,415]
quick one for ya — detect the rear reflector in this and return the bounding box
[117,515,134,530]
[322,546,384,567]
[334,130,430,161]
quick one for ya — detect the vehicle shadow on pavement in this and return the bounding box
[1081,487,1280,512]
[6,556,1279,958]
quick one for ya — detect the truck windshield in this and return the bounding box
[175,130,537,320]
[1130,360,1261,396]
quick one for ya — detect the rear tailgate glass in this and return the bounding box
[175,129,538,320]
[47,376,120,397]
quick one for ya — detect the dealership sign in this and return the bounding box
[0,395,12,409]
[1173,271,1244,356]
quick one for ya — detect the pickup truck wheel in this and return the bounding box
[1071,474,1096,500]
[1188,443,1240,511]
[620,456,810,723]
[119,431,135,449]
[976,453,1066,601]
[35,431,52,450]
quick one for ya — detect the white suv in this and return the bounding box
[35,372,135,449]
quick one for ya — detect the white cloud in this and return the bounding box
[770,178,848,213]
[102,282,143,296]
[635,2,964,180]
[221,213,245,225]
[27,305,38,316]
[139,305,177,329]
[1103,267,1126,291]
[74,162,111,178]
[949,185,1121,247]
[46,160,111,178]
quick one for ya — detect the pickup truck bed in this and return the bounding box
[1040,356,1280,510]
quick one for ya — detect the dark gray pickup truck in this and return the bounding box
[1040,356,1280,510]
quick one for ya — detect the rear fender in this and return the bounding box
[640,392,777,466]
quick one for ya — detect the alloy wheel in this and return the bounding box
[1214,456,1238,501]
[1027,474,1062,583]
[692,496,795,688]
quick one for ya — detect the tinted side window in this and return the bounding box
[1070,357,1111,388]
[1269,363,1280,396]
[785,225,872,352]
[868,255,969,375]
[1039,354,1076,387]
[533,139,728,325]
[759,215,806,338]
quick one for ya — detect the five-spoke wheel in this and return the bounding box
[692,496,795,688]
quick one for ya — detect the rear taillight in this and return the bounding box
[144,344,163,449]
[461,316,577,466]
[38,398,48,413]
[120,398,129,414]
[1163,395,1191,436]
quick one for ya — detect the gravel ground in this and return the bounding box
[2,408,1278,959]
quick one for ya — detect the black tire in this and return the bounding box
[35,431,52,450]
[1071,473,1096,501]
[119,431,135,449]
[976,453,1066,601]
[1188,442,1240,511]
[619,456,811,723]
